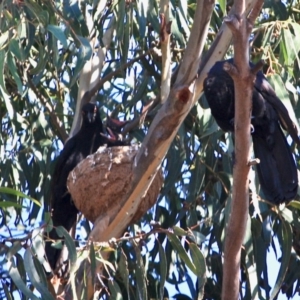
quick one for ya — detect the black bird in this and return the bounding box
[45,102,126,275]
[203,59,299,204]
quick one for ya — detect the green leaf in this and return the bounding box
[133,241,147,300]
[289,22,300,62]
[169,2,185,45]
[108,280,123,300]
[189,243,206,297]
[167,231,197,274]
[288,200,300,210]
[158,240,167,300]
[9,39,25,61]
[118,249,130,299]
[55,226,77,269]
[7,255,40,300]
[218,0,227,15]
[270,219,292,299]
[47,25,68,48]
[0,187,40,206]
[115,0,125,44]
[8,242,23,257]
[29,44,47,75]
[173,226,188,236]
[244,217,259,298]
[62,0,88,36]
[2,282,13,300]
[121,9,130,65]
[186,154,204,203]
[7,52,23,94]
[0,201,23,209]
[136,0,147,42]
[26,0,49,26]
[24,248,54,300]
[176,0,190,39]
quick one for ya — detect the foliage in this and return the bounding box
[1,0,300,299]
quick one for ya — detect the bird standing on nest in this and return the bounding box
[45,102,126,276]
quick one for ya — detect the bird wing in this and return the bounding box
[50,137,76,205]
[254,73,300,146]
[253,122,298,203]
[54,138,76,174]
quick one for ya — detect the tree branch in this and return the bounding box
[197,0,263,98]
[64,0,215,298]
[159,1,172,103]
[221,0,264,299]
[70,16,115,137]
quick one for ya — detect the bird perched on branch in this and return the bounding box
[45,102,126,276]
[203,59,299,204]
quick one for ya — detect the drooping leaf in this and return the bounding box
[270,219,292,299]
[0,187,40,206]
[47,25,68,49]
[24,248,53,300]
[167,231,197,275]
[55,226,77,269]
[7,254,40,300]
[118,249,130,299]
[158,239,167,300]
[133,241,147,300]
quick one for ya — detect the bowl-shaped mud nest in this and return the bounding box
[67,145,163,224]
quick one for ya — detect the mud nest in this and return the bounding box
[67,145,163,224]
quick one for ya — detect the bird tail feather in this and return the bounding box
[252,125,298,204]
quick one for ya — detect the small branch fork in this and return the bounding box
[221,1,264,300]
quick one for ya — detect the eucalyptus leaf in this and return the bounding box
[167,232,197,275]
[47,25,68,48]
[0,187,40,206]
[7,255,40,300]
[24,248,53,300]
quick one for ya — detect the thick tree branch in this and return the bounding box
[64,0,215,298]
[221,1,264,300]
[63,1,264,298]
[94,0,215,241]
